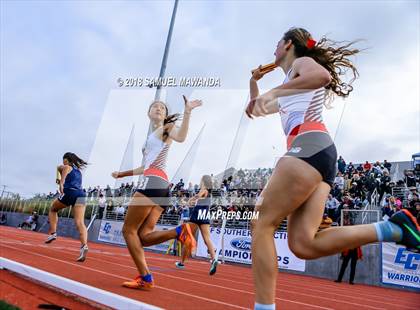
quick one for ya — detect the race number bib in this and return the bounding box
[138,177,150,190]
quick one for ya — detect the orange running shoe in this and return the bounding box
[122,275,154,290]
[178,223,197,256]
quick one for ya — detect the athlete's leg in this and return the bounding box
[73,203,87,245]
[139,209,196,255]
[199,224,216,261]
[122,192,154,275]
[48,199,67,234]
[287,182,377,260]
[252,157,322,305]
[138,206,175,246]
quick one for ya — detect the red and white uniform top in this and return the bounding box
[142,130,170,181]
[278,68,329,149]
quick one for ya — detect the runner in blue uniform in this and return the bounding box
[175,175,218,275]
[45,152,88,262]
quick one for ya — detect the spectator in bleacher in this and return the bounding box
[382,195,396,218]
[337,156,346,174]
[330,183,343,201]
[381,165,389,175]
[115,204,125,220]
[339,204,356,226]
[383,160,392,172]
[379,171,391,202]
[353,196,363,209]
[98,193,106,219]
[325,194,340,222]
[344,174,352,192]
[175,179,185,191]
[405,170,416,187]
[105,185,112,197]
[334,171,345,191]
[341,193,355,209]
[407,193,418,219]
[346,162,354,175]
[349,182,363,198]
[187,182,194,196]
[363,161,372,172]
[365,173,378,202]
[351,172,360,183]
[372,163,383,176]
[106,199,114,214]
[408,187,417,201]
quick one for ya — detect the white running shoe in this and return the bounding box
[175,261,185,269]
[45,233,57,244]
[77,244,88,262]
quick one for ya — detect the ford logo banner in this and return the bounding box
[231,238,252,251]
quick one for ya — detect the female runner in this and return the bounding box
[45,152,89,262]
[112,96,201,290]
[175,174,218,275]
[247,27,420,310]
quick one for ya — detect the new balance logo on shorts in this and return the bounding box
[288,147,302,154]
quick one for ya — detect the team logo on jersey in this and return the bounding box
[288,147,302,154]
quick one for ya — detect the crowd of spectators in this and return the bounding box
[33,157,419,226]
[328,156,419,225]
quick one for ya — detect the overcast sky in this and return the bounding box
[1,0,419,197]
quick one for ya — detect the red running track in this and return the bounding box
[0,226,418,310]
[0,269,100,310]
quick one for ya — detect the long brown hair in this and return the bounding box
[148,101,180,142]
[63,152,88,169]
[283,27,360,99]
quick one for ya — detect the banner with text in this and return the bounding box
[98,220,174,253]
[382,243,420,290]
[196,227,305,271]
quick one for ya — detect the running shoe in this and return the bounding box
[389,209,420,253]
[122,275,154,290]
[175,262,185,269]
[209,259,218,276]
[76,244,89,262]
[177,223,197,257]
[45,232,57,244]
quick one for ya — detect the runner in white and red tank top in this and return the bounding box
[112,97,202,290]
[246,27,419,310]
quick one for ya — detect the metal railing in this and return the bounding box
[361,188,379,224]
[0,197,99,220]
[341,209,381,226]
[0,191,294,231]
[391,186,410,207]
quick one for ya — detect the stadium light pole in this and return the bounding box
[154,0,179,101]
[138,0,179,185]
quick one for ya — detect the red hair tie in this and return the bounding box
[306,38,316,49]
